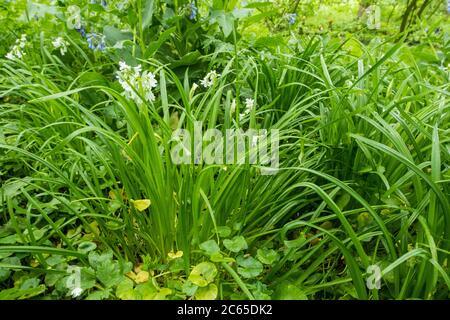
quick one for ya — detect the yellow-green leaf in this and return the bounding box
[194,283,218,300]
[188,262,217,287]
[168,250,183,259]
[134,271,149,284]
[132,199,151,212]
[116,278,136,300]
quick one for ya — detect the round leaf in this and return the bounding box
[188,262,217,287]
[194,283,218,300]
[236,255,263,279]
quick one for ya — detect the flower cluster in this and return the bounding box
[5,34,27,60]
[239,98,256,120]
[287,13,297,26]
[188,2,198,21]
[65,5,107,52]
[200,70,220,88]
[52,37,69,56]
[116,61,158,104]
[86,33,106,51]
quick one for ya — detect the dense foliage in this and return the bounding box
[0,0,449,300]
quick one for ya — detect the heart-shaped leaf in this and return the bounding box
[223,236,248,253]
[199,240,220,255]
[256,248,279,265]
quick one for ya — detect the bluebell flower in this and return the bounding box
[87,33,96,50]
[98,36,106,51]
[287,13,297,26]
[75,26,86,37]
[188,2,197,21]
[101,0,107,7]
[86,33,106,51]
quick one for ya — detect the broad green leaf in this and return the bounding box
[223,236,248,253]
[88,251,113,267]
[170,51,201,68]
[195,283,218,300]
[153,288,172,300]
[199,240,220,255]
[96,261,124,288]
[144,27,176,58]
[135,281,158,299]
[0,285,46,300]
[103,26,132,46]
[0,235,19,245]
[116,278,135,300]
[216,226,231,237]
[210,253,234,263]
[182,280,198,296]
[256,248,279,265]
[86,289,111,300]
[273,281,308,300]
[236,255,263,279]
[142,0,155,28]
[212,10,234,37]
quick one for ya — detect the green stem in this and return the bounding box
[221,262,255,300]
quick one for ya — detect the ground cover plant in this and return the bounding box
[0,0,449,300]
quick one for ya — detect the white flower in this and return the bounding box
[245,98,255,112]
[116,61,158,104]
[237,98,256,121]
[70,287,83,298]
[134,65,142,74]
[5,34,27,60]
[200,70,220,88]
[52,37,69,56]
[141,70,158,102]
